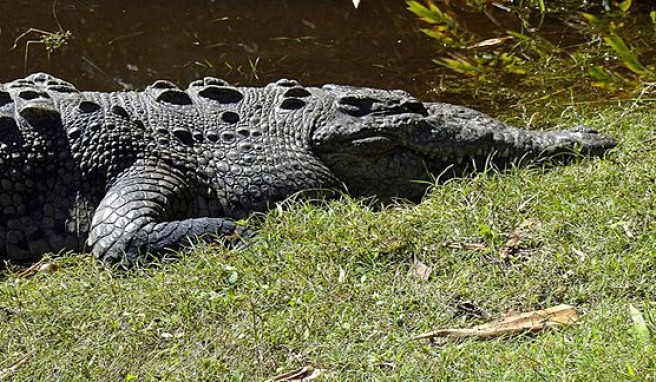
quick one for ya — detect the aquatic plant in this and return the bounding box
[11,2,72,73]
[407,0,656,96]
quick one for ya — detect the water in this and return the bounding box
[0,0,445,99]
[1,1,653,109]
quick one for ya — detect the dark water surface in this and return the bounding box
[1,1,449,100]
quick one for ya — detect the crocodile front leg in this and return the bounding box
[87,165,245,267]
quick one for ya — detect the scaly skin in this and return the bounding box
[0,73,616,266]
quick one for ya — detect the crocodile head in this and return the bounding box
[311,85,617,201]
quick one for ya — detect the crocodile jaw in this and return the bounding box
[311,108,617,201]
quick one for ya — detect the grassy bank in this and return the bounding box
[1,102,655,381]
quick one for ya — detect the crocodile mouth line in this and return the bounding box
[421,147,515,165]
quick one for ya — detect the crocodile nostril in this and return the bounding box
[18,90,46,100]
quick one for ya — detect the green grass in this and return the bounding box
[2,103,656,381]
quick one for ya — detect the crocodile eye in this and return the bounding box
[337,96,427,117]
[337,96,376,117]
[405,100,428,115]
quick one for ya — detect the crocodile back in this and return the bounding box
[0,74,339,260]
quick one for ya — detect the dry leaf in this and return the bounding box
[468,36,513,49]
[266,366,325,382]
[441,241,487,251]
[337,267,346,283]
[622,223,636,240]
[500,218,536,260]
[409,259,432,282]
[38,263,59,273]
[0,350,35,378]
[456,301,489,319]
[17,261,59,278]
[414,304,579,341]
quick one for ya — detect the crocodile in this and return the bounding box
[0,73,616,266]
